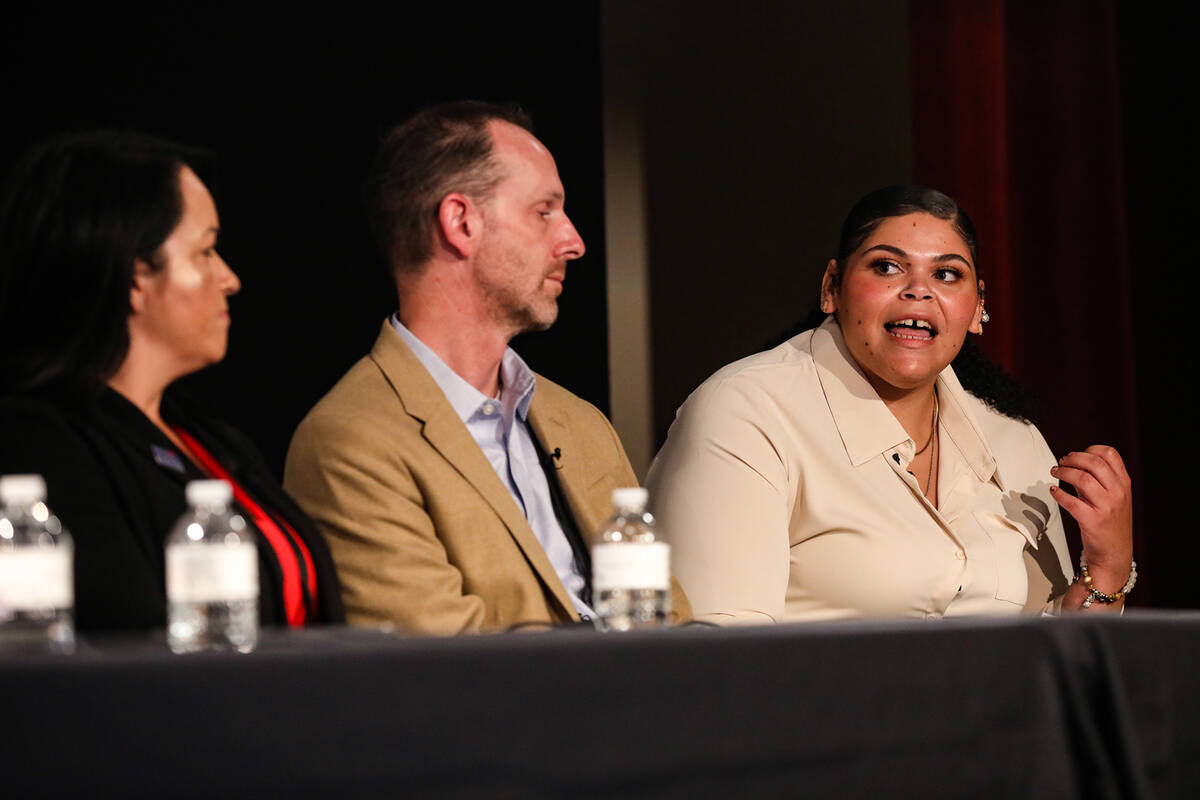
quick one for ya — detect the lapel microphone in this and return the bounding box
[551,447,562,461]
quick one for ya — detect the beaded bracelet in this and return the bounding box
[1075,551,1137,609]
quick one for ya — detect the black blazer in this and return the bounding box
[0,387,344,631]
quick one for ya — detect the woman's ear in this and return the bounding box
[819,259,839,314]
[969,279,986,334]
[129,259,153,314]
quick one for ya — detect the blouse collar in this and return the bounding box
[809,316,1004,490]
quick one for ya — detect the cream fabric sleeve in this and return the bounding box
[646,377,793,624]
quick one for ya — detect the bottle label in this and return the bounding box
[0,548,73,611]
[166,543,258,603]
[592,542,670,591]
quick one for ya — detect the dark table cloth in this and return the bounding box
[3,612,1197,798]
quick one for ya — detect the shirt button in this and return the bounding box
[481,402,498,415]
[954,549,966,560]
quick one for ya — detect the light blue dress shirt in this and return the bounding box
[390,315,594,618]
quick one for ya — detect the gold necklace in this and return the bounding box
[912,391,939,497]
[914,392,939,456]
[924,421,938,498]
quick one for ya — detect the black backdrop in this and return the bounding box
[1,4,607,475]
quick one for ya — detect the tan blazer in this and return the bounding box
[284,322,689,634]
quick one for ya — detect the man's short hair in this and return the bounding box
[365,100,534,275]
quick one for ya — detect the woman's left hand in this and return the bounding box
[1049,444,1134,592]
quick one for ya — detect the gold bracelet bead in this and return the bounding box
[1074,556,1137,608]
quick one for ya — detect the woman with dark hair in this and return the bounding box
[647,185,1133,623]
[0,131,344,632]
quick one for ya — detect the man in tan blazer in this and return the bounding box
[284,102,688,634]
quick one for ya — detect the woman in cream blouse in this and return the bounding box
[646,186,1134,624]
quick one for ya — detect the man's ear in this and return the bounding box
[819,259,839,314]
[436,193,479,259]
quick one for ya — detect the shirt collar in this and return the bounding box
[390,314,536,426]
[499,347,536,422]
[810,316,1002,488]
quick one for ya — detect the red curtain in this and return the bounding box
[910,1,1149,602]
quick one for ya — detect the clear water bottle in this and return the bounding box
[592,487,671,631]
[0,474,75,652]
[166,480,258,654]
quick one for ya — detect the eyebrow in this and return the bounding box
[862,244,971,267]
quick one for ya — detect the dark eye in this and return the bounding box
[934,267,964,282]
[871,259,901,275]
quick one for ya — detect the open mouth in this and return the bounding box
[884,318,937,340]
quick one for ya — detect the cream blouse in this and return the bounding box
[646,318,1074,624]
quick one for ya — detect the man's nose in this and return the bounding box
[556,216,585,261]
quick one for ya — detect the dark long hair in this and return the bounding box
[0,131,209,395]
[799,184,1039,423]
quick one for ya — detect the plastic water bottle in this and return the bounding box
[592,487,671,631]
[0,474,75,652]
[166,480,258,654]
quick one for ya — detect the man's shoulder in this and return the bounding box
[298,324,424,423]
[529,371,619,437]
[305,354,392,418]
[288,346,421,464]
[531,371,602,412]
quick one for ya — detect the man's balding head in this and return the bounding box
[365,100,533,276]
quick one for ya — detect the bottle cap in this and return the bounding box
[612,487,648,512]
[0,474,47,505]
[185,479,233,506]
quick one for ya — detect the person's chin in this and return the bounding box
[869,352,942,387]
[887,366,942,391]
[526,316,556,334]
[520,307,558,334]
[206,341,230,367]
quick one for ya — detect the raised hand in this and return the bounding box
[1050,445,1134,608]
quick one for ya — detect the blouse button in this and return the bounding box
[954,549,966,560]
